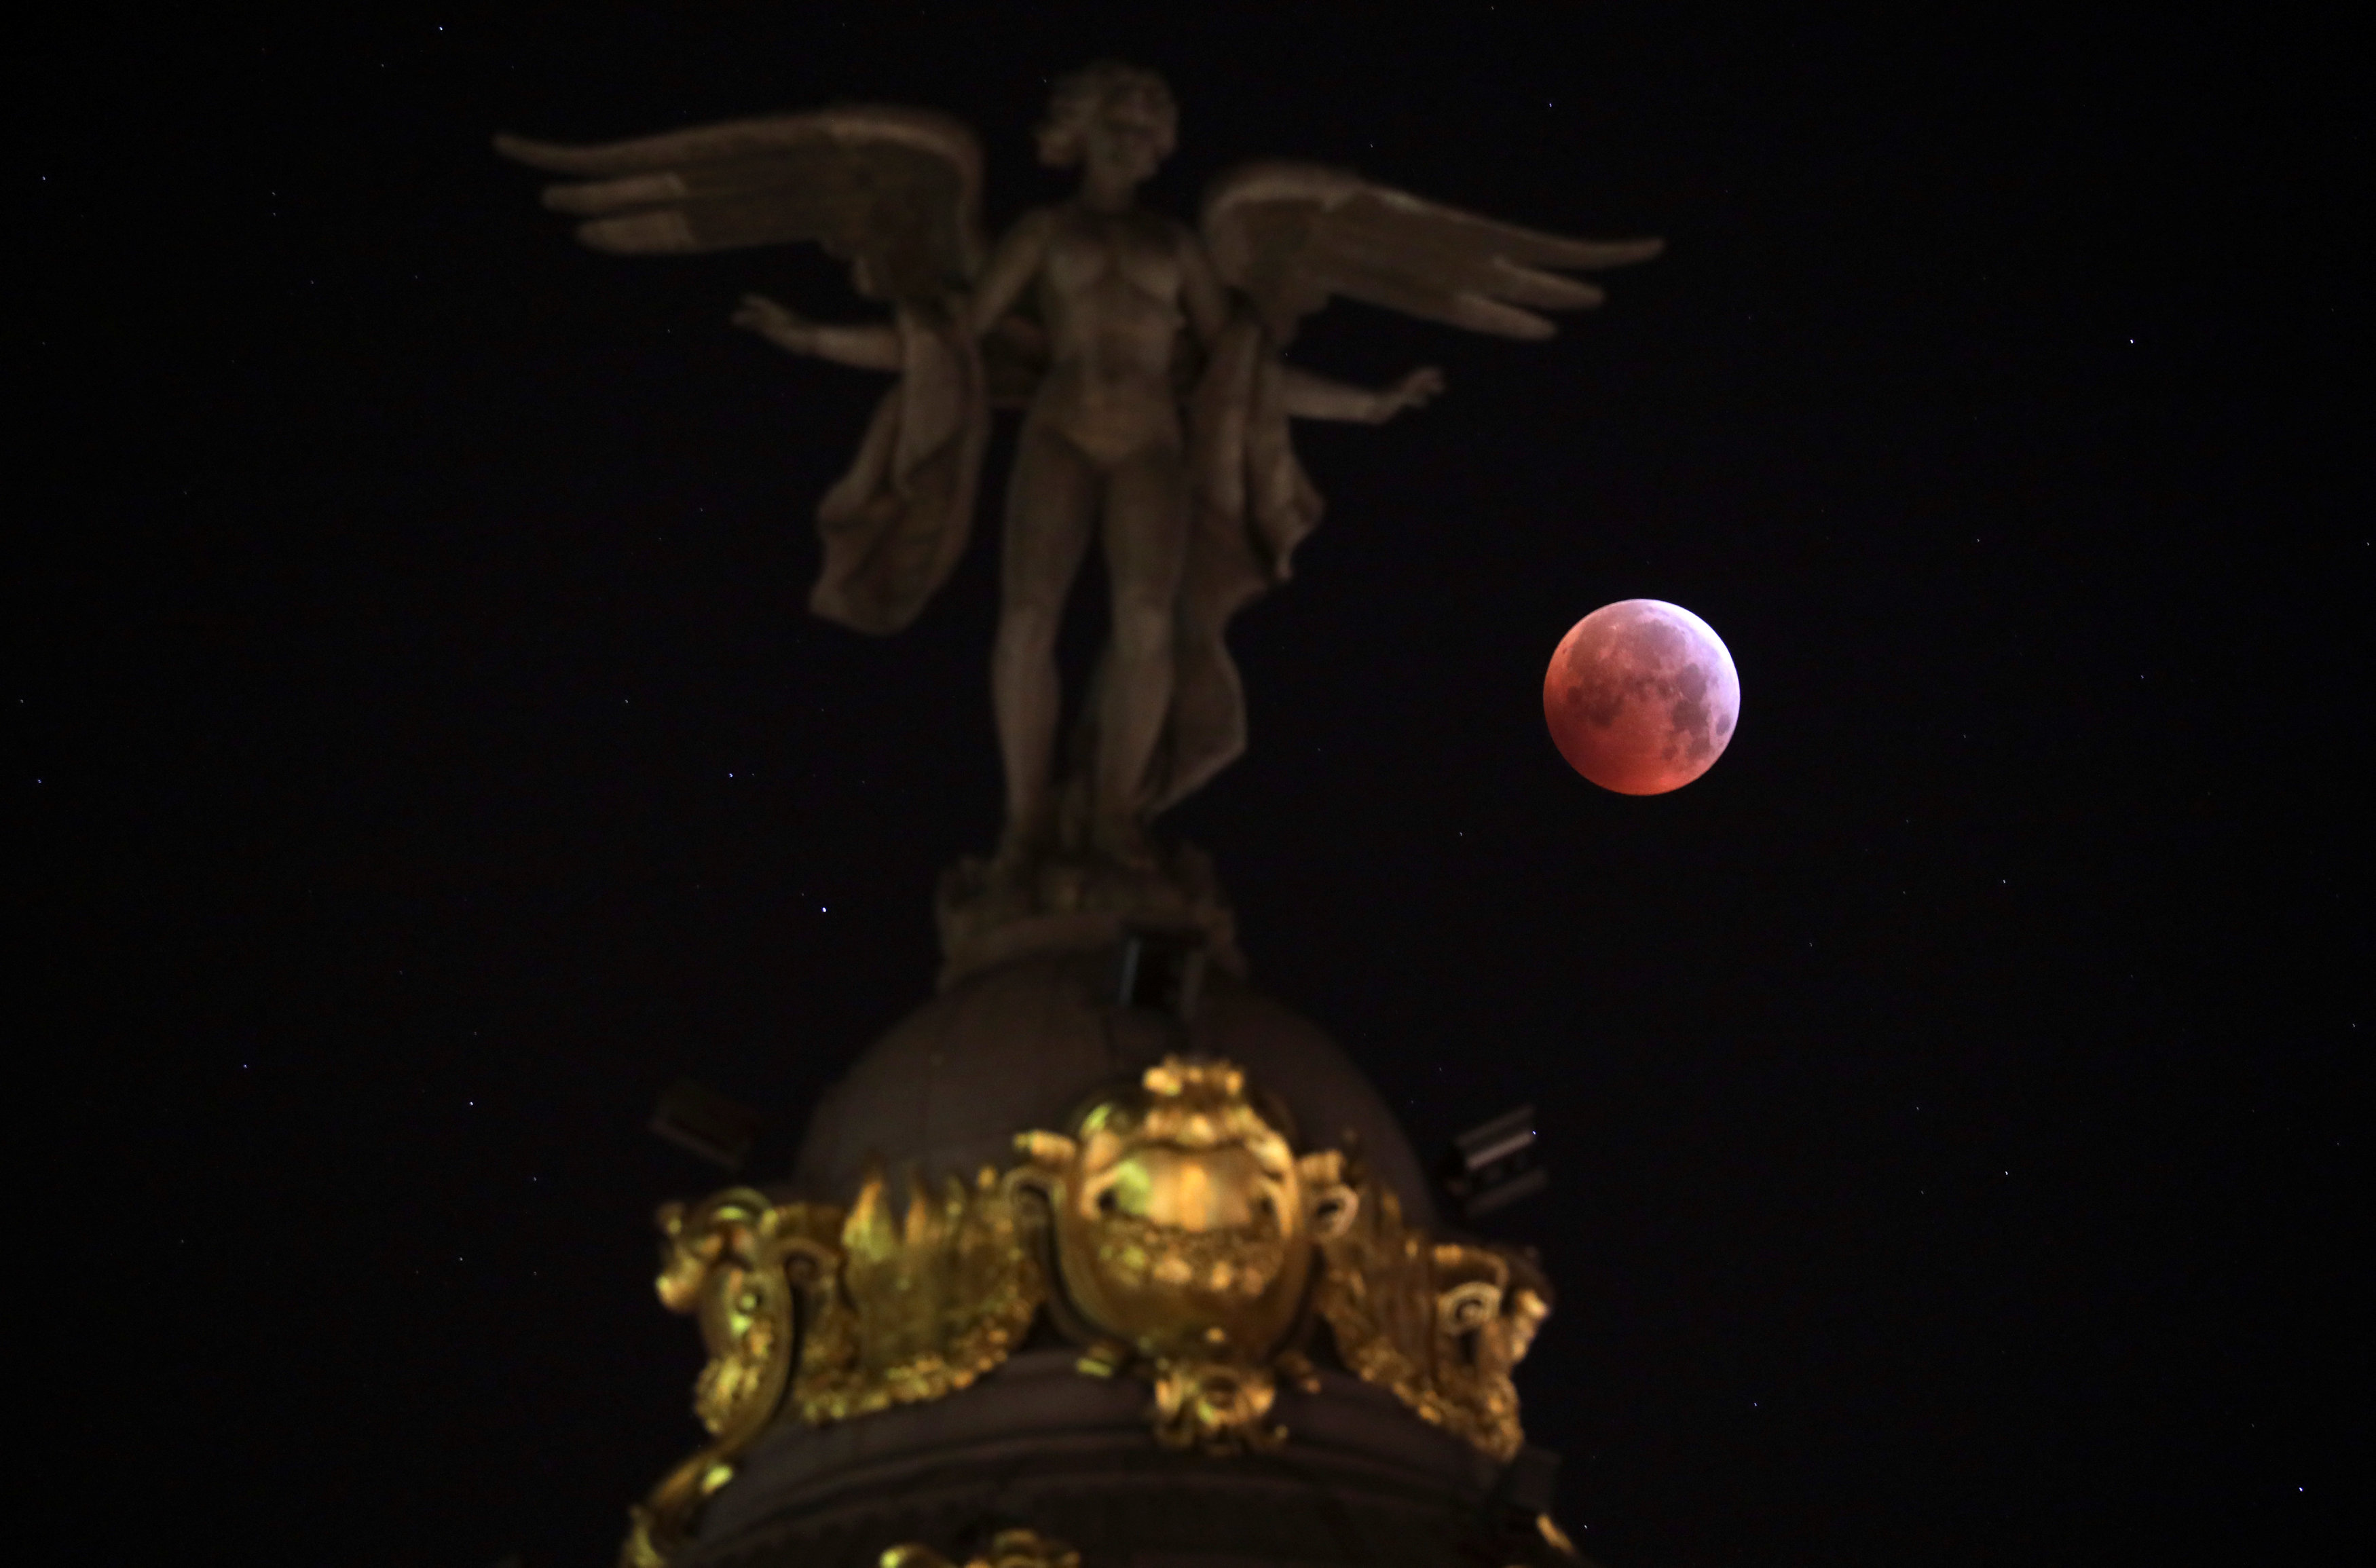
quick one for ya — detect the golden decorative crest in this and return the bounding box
[1314,1181,1551,1462]
[1010,1056,1358,1451]
[622,1057,1553,1563]
[880,1528,1081,1568]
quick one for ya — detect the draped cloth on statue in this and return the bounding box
[809,304,1320,818]
[1152,310,1323,810]
[809,301,991,635]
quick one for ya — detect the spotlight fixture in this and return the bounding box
[649,1077,763,1170]
[1442,1104,1546,1218]
[1111,927,1208,1019]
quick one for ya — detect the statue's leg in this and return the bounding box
[995,422,1099,861]
[1092,441,1191,862]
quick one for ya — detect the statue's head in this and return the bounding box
[1037,60,1177,182]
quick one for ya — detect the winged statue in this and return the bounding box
[498,61,1657,886]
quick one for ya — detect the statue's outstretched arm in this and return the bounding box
[497,106,995,379]
[1278,363,1444,424]
[732,293,902,371]
[1197,160,1656,420]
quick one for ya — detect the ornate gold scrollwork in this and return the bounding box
[621,1168,1042,1567]
[622,1188,840,1568]
[796,1160,1045,1422]
[624,1056,1551,1565]
[1148,1357,1282,1451]
[1314,1180,1551,1462]
[1010,1056,1358,1452]
[879,1528,1081,1568]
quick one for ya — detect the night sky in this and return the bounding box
[24,6,2359,1566]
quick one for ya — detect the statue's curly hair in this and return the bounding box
[1035,60,1178,168]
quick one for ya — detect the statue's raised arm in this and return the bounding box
[496,107,999,633]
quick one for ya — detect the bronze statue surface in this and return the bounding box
[498,62,1656,973]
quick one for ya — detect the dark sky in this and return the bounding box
[24,5,2359,1566]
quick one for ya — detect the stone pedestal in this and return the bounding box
[933,842,1244,990]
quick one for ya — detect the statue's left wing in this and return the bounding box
[497,109,996,635]
[494,105,984,303]
[1199,160,1660,345]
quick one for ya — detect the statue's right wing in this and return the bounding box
[498,107,997,635]
[1200,160,1660,346]
[494,105,984,303]
[1146,168,1657,817]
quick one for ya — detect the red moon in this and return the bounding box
[1544,599,1741,794]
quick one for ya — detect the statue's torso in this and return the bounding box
[1026,204,1189,463]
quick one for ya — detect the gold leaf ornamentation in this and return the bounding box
[796,1161,1045,1423]
[1150,1358,1283,1452]
[878,1528,1082,1568]
[1010,1055,1358,1453]
[621,1189,840,1567]
[620,1060,1548,1568]
[1314,1181,1551,1461]
[621,1167,1042,1566]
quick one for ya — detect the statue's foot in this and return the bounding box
[990,812,1054,879]
[1090,813,1159,874]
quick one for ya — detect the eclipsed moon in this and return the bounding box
[1543,599,1741,795]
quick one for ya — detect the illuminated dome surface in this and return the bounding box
[786,950,1437,1227]
[674,952,1559,1568]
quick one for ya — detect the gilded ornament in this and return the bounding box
[623,1058,1549,1568]
[879,1528,1081,1568]
[795,1159,1045,1422]
[622,1167,1041,1566]
[621,1188,840,1568]
[1149,1358,1284,1452]
[1010,1056,1357,1451]
[1314,1180,1551,1462]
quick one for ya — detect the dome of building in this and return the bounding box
[785,949,1438,1229]
[648,951,1578,1568]
[649,948,1572,1568]
[686,1349,1527,1567]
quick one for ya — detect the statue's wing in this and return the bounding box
[1199,160,1660,344]
[494,106,984,302]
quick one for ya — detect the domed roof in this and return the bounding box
[689,1351,1513,1568]
[788,950,1436,1226]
